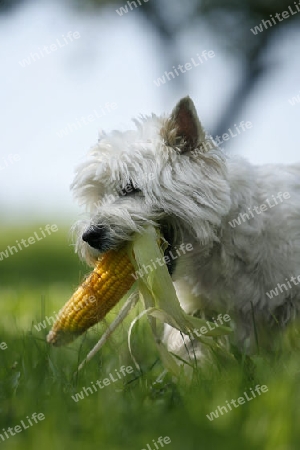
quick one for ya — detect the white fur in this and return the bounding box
[71,97,300,359]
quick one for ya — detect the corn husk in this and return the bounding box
[77,225,232,373]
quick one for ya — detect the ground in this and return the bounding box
[0,227,299,450]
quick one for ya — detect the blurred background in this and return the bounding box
[1,0,300,224]
[1,1,300,449]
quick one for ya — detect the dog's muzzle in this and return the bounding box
[82,225,112,252]
[83,222,178,276]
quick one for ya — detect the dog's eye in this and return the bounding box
[120,181,141,196]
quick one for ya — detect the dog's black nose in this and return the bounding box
[82,225,110,251]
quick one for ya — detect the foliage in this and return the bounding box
[0,228,300,449]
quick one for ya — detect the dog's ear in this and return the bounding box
[162,96,205,153]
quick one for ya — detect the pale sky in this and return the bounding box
[1,0,300,224]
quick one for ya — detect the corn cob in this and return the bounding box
[47,246,135,346]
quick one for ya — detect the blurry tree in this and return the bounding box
[196,0,300,134]
[2,0,299,134]
[79,0,300,134]
[0,0,22,12]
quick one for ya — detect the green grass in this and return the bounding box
[1,226,300,449]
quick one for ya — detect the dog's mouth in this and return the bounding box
[82,222,177,276]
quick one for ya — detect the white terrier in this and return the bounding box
[72,96,300,360]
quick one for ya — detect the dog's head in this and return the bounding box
[71,97,231,267]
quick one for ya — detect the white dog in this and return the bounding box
[71,96,300,361]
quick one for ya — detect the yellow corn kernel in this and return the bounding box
[47,247,135,346]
